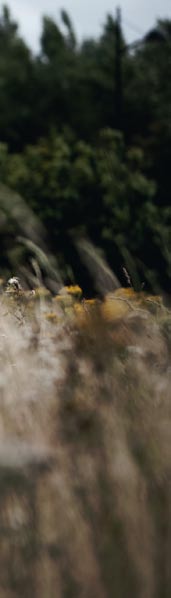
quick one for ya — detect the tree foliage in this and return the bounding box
[0,5,171,292]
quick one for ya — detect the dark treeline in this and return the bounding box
[0,4,171,293]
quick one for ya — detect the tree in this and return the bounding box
[0,5,35,149]
[0,129,163,291]
[123,19,171,207]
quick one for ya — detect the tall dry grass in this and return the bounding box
[0,286,171,597]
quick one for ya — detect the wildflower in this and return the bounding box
[61,285,82,298]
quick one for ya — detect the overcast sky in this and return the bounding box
[5,1,171,52]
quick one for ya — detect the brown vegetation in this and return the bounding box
[0,286,170,597]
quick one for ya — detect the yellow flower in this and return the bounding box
[63,285,82,297]
[83,299,97,306]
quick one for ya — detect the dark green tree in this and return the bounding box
[0,5,35,149]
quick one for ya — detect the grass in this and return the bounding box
[0,283,170,597]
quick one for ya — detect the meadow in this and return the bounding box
[0,281,170,597]
[0,6,171,596]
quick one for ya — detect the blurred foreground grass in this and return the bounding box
[0,283,171,597]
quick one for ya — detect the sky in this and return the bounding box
[4,0,171,52]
